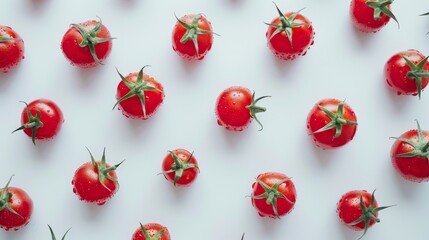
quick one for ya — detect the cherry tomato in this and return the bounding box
[0,176,33,231]
[390,120,429,182]
[13,99,64,145]
[265,2,315,61]
[48,225,71,240]
[215,86,270,131]
[132,223,170,240]
[0,25,24,73]
[113,66,165,120]
[61,17,113,68]
[162,149,199,187]
[307,98,357,149]
[350,0,399,33]
[337,190,392,239]
[385,49,429,99]
[250,172,296,219]
[172,14,216,60]
[72,148,124,205]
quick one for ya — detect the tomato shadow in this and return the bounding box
[115,0,138,8]
[388,161,421,199]
[304,133,338,167]
[224,0,244,7]
[0,228,31,239]
[349,21,376,47]
[336,218,362,240]
[178,56,205,74]
[0,65,22,90]
[74,66,105,89]
[381,76,414,112]
[268,51,302,78]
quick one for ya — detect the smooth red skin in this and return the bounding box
[172,14,214,60]
[162,149,199,187]
[215,86,253,131]
[72,161,118,205]
[0,25,24,73]
[61,20,112,68]
[337,190,377,231]
[385,50,429,96]
[350,0,391,33]
[116,72,165,120]
[391,129,429,182]
[251,172,296,218]
[306,98,357,149]
[0,187,33,231]
[266,12,314,61]
[21,99,64,140]
[132,223,171,240]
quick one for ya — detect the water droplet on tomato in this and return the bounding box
[97,201,106,206]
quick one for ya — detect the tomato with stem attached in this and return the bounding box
[161,149,199,187]
[132,223,170,240]
[0,25,24,73]
[350,0,399,33]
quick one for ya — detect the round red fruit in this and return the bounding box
[0,25,24,73]
[162,149,199,187]
[350,0,399,33]
[132,223,170,240]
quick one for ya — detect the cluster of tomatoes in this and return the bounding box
[1,0,429,239]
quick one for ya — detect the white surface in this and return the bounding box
[1,0,429,239]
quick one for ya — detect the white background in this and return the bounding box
[1,0,429,239]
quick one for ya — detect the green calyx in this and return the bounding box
[71,17,115,65]
[12,101,44,145]
[349,190,393,240]
[175,14,218,58]
[403,56,429,99]
[245,92,271,131]
[311,101,357,139]
[0,37,19,43]
[421,12,429,34]
[48,225,71,240]
[112,66,162,119]
[266,2,305,47]
[251,177,294,219]
[391,119,429,159]
[162,151,199,186]
[0,175,23,219]
[86,147,124,191]
[139,223,165,240]
[365,0,399,28]
[241,233,245,240]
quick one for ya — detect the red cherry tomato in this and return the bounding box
[307,98,357,149]
[113,66,165,120]
[350,0,399,33]
[13,99,64,145]
[132,223,171,240]
[61,17,113,68]
[385,49,429,99]
[0,176,33,231]
[162,149,199,187]
[251,172,296,219]
[72,148,124,205]
[0,25,24,73]
[172,14,216,60]
[265,3,315,60]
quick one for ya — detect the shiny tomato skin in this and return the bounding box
[251,172,296,218]
[72,161,118,205]
[132,223,171,240]
[215,86,252,131]
[391,129,429,182]
[61,20,112,68]
[162,149,199,187]
[266,12,314,61]
[337,190,377,231]
[172,14,214,60]
[350,0,391,33]
[21,99,64,141]
[385,50,429,97]
[116,72,164,120]
[0,187,33,231]
[307,98,357,149]
[0,25,24,73]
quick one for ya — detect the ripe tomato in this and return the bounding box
[113,66,164,120]
[12,99,64,145]
[390,120,429,182]
[307,98,357,149]
[61,17,113,68]
[350,0,399,33]
[132,223,170,240]
[48,225,71,240]
[250,172,296,219]
[0,25,24,73]
[162,149,199,187]
[265,2,314,61]
[72,148,124,205]
[0,176,33,231]
[385,49,429,99]
[172,14,216,60]
[337,190,392,239]
[215,86,270,131]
